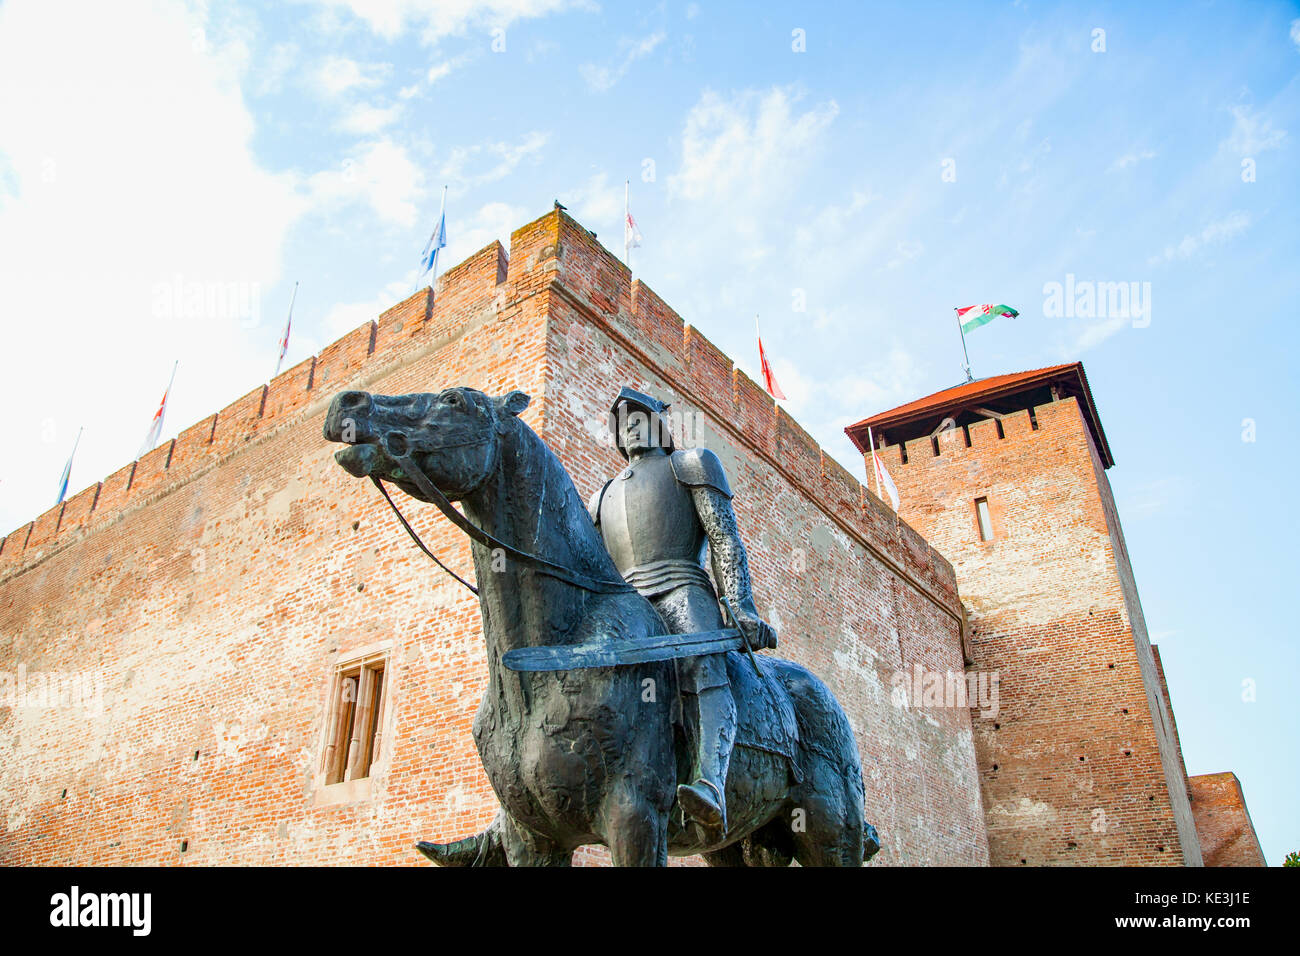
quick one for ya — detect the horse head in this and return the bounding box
[323,386,531,502]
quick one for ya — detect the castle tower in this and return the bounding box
[846,363,1203,866]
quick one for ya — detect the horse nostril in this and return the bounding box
[342,392,368,408]
[385,432,409,457]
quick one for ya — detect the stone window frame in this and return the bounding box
[314,642,393,806]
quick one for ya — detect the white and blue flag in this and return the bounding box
[56,427,83,505]
[420,186,448,277]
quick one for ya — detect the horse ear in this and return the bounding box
[496,390,531,418]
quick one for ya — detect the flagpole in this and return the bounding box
[275,280,298,378]
[955,308,973,382]
[163,359,178,400]
[624,179,630,269]
[867,425,882,500]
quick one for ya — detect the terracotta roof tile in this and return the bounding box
[845,361,1114,468]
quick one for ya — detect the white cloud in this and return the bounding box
[1220,104,1287,155]
[564,172,622,227]
[579,30,665,92]
[886,240,924,270]
[1109,149,1156,171]
[309,138,425,226]
[668,87,839,202]
[312,55,391,97]
[0,0,309,534]
[439,131,549,188]
[1291,18,1300,52]
[305,0,592,43]
[1148,211,1251,265]
[336,102,404,134]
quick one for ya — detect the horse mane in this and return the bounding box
[485,406,626,588]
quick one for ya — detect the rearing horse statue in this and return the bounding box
[324,385,878,866]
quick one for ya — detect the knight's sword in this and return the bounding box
[502,628,744,672]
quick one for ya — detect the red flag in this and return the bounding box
[757,326,786,400]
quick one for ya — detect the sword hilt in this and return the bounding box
[720,596,763,677]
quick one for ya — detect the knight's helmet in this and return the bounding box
[609,386,675,460]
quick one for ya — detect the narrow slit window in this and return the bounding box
[323,655,388,784]
[975,497,994,542]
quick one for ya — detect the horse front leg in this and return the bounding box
[602,783,669,866]
[498,812,573,867]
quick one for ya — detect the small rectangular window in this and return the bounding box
[323,654,388,784]
[975,497,994,542]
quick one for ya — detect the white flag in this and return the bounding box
[625,209,642,250]
[872,449,900,510]
[866,426,900,510]
[139,362,177,458]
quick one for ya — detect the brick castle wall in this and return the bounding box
[1188,773,1265,866]
[0,208,987,866]
[876,399,1201,865]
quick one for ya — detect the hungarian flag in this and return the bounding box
[957,304,1019,333]
[757,323,786,400]
[139,362,177,458]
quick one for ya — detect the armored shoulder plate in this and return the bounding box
[588,480,611,526]
[669,448,732,498]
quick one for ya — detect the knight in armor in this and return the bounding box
[588,387,777,835]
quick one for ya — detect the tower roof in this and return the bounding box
[845,361,1114,468]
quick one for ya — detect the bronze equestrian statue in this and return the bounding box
[324,385,879,866]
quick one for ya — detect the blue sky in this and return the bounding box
[1,0,1297,863]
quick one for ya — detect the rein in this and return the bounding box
[369,436,635,597]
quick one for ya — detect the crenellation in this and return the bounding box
[629,280,687,378]
[313,321,376,394]
[553,211,632,322]
[372,287,432,356]
[0,524,31,573]
[58,482,101,534]
[1000,407,1033,439]
[904,434,936,465]
[854,484,899,561]
[731,368,775,458]
[264,356,315,422]
[25,502,64,553]
[819,451,860,521]
[897,521,932,577]
[683,325,733,406]
[170,414,218,475]
[505,213,562,303]
[128,438,175,499]
[775,407,822,494]
[209,385,269,459]
[91,462,137,522]
[967,416,1000,448]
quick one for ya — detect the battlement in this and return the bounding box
[0,207,959,618]
[874,397,1093,470]
[0,233,507,581]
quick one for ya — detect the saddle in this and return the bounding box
[724,651,803,784]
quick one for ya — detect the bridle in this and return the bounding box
[368,421,634,597]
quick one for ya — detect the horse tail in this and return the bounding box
[416,814,507,867]
[863,821,882,862]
